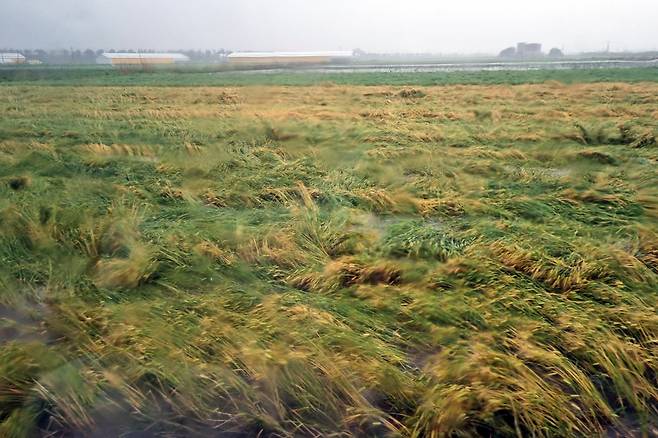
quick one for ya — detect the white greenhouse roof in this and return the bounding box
[228,51,353,58]
[0,53,26,59]
[99,53,190,60]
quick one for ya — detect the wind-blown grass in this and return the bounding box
[0,81,657,437]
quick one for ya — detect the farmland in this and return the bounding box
[1,72,657,436]
[2,65,658,87]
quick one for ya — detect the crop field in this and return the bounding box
[2,65,658,87]
[1,77,657,437]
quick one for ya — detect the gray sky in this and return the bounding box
[1,0,657,53]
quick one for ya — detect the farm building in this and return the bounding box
[96,53,190,66]
[227,51,353,66]
[0,53,26,65]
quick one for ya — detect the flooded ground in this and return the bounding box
[227,58,658,75]
[0,303,52,345]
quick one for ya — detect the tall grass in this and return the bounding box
[0,81,656,436]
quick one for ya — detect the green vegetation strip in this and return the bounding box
[1,65,658,86]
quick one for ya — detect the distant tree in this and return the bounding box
[82,49,95,64]
[47,49,71,64]
[548,47,564,58]
[353,48,366,57]
[34,49,47,62]
[499,47,516,58]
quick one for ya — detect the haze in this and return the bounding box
[2,0,657,53]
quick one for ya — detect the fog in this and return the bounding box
[2,0,657,53]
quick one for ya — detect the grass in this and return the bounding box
[1,65,658,87]
[0,77,657,436]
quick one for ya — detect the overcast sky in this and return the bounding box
[1,0,657,54]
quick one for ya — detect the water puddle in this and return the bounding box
[0,304,51,344]
[217,59,658,75]
[0,292,58,345]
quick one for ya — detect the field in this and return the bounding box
[1,72,658,437]
[2,65,658,87]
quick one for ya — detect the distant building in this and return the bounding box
[96,53,190,66]
[227,51,353,66]
[516,42,543,58]
[548,48,564,58]
[0,53,26,65]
